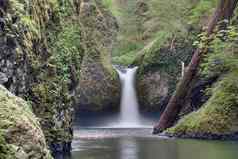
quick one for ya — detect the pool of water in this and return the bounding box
[59,128,238,159]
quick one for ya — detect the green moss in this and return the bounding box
[0,87,39,130]
[31,76,73,143]
[21,16,40,36]
[167,71,238,135]
[0,85,53,159]
[28,0,81,146]
[0,131,15,159]
[2,0,79,154]
[5,0,76,148]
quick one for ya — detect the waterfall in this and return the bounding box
[74,66,159,128]
[116,67,141,127]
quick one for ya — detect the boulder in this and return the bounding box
[0,85,52,159]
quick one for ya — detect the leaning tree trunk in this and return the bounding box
[153,0,238,134]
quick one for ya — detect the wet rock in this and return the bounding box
[137,71,169,112]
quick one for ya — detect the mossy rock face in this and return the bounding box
[134,36,194,112]
[0,0,57,102]
[0,0,79,154]
[78,0,120,111]
[166,71,238,139]
[0,85,53,159]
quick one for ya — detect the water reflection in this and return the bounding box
[137,138,178,159]
[119,137,138,159]
[176,139,238,159]
[59,128,238,159]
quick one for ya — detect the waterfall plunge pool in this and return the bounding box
[57,67,238,159]
[58,127,238,159]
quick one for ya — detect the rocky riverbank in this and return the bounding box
[162,69,238,140]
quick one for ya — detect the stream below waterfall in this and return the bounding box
[58,127,238,159]
[55,67,238,159]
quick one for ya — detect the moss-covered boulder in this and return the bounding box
[78,0,120,111]
[166,71,238,139]
[0,85,52,159]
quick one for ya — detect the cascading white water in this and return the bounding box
[116,67,141,127]
[74,66,159,128]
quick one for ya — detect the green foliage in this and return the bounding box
[135,30,194,74]
[112,51,137,66]
[111,0,199,65]
[50,23,83,81]
[102,0,122,16]
[57,0,74,17]
[110,0,146,65]
[102,0,113,9]
[201,25,238,77]
[140,33,194,94]
[112,39,144,65]
[148,0,191,35]
[111,0,218,66]
[139,31,172,66]
[188,0,217,25]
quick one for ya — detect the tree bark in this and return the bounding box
[153,0,238,134]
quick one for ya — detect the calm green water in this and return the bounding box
[60,128,238,159]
